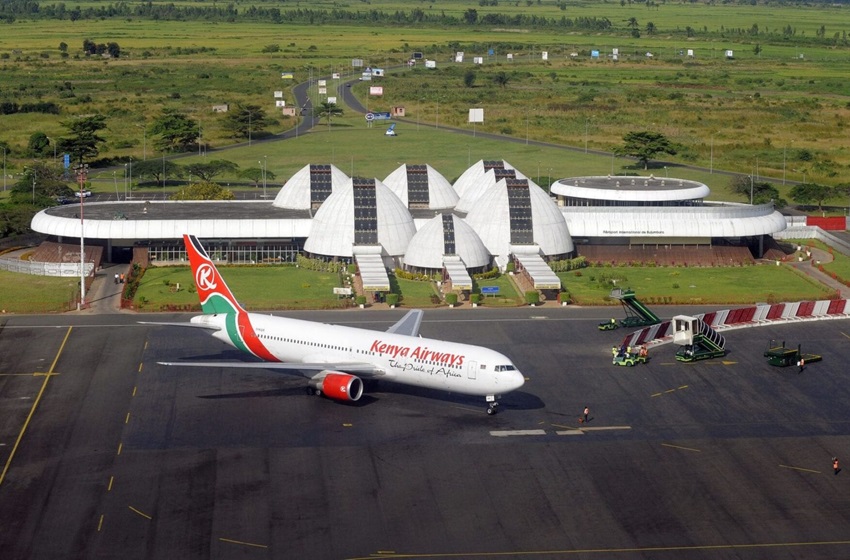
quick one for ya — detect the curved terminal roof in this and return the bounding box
[304,177,416,258]
[272,163,349,210]
[465,178,573,258]
[383,164,459,210]
[404,213,490,270]
[563,203,787,238]
[452,160,526,205]
[32,201,312,240]
[551,175,711,203]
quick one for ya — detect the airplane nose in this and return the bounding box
[508,370,525,391]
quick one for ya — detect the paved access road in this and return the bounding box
[2,308,850,559]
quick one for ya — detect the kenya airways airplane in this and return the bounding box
[154,235,525,415]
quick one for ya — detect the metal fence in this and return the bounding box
[0,257,94,277]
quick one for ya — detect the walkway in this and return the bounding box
[786,247,850,299]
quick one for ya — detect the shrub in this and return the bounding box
[525,291,540,305]
[470,293,482,304]
[386,293,399,306]
[445,293,458,306]
[355,295,367,306]
[505,262,516,273]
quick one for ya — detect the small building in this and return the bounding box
[212,104,229,113]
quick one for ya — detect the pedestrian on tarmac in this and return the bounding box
[834,457,840,475]
[584,406,589,424]
[798,358,805,373]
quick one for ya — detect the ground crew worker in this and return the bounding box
[119,273,125,283]
[834,457,840,475]
[114,273,119,284]
[610,318,616,325]
[639,346,648,358]
[611,346,618,357]
[798,358,805,373]
[583,406,589,423]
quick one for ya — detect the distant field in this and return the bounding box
[3,1,850,191]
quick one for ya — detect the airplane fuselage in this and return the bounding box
[192,312,523,397]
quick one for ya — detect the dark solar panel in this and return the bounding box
[493,168,516,181]
[482,160,505,171]
[353,177,378,245]
[506,179,534,244]
[442,213,456,255]
[309,164,333,207]
[406,164,430,208]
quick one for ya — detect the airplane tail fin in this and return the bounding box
[183,234,246,315]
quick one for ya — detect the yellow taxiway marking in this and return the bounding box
[125,412,131,424]
[780,464,821,474]
[97,514,104,532]
[652,385,689,398]
[661,443,701,453]
[132,386,137,397]
[343,423,353,427]
[128,505,152,520]
[354,539,850,558]
[218,537,268,549]
[0,372,59,377]
[138,362,143,373]
[840,331,850,340]
[108,476,114,491]
[580,426,631,432]
[116,442,123,456]
[0,326,72,487]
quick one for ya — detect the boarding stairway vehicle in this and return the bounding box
[763,340,822,367]
[672,315,726,362]
[609,288,661,329]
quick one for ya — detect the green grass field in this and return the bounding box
[560,263,834,305]
[0,269,80,313]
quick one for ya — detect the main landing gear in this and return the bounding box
[486,396,499,416]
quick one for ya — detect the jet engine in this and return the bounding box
[308,372,364,402]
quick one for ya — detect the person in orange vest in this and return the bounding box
[834,457,840,475]
[119,273,125,284]
[798,357,805,373]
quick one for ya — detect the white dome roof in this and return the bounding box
[404,213,490,270]
[454,161,528,214]
[383,164,459,210]
[272,164,349,210]
[304,178,416,258]
[465,178,574,258]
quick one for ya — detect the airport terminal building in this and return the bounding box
[29,162,787,291]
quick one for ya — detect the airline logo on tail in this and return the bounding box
[183,234,279,362]
[184,234,244,315]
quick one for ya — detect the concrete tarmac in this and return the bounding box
[2,308,850,559]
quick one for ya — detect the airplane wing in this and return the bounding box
[385,309,423,337]
[139,321,222,331]
[157,360,384,378]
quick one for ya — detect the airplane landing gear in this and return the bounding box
[486,396,499,416]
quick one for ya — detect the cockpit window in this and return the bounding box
[495,365,516,372]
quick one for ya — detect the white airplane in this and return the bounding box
[153,234,525,415]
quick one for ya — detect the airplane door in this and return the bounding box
[467,360,477,380]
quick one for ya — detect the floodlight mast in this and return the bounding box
[76,164,88,310]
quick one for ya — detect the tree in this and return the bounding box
[753,43,762,56]
[150,110,198,153]
[57,114,107,165]
[240,167,277,187]
[493,71,510,88]
[170,180,235,201]
[106,42,121,58]
[27,132,51,158]
[222,104,272,140]
[614,131,677,169]
[729,176,785,206]
[463,70,476,88]
[132,159,183,187]
[312,101,343,125]
[463,8,478,24]
[790,182,835,211]
[185,159,239,182]
[10,162,72,206]
[645,21,656,35]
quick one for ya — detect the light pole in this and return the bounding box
[135,123,146,161]
[260,157,267,199]
[435,101,440,130]
[417,99,421,131]
[710,136,713,174]
[783,144,787,185]
[124,163,128,201]
[585,119,589,153]
[525,113,529,145]
[31,167,36,203]
[2,145,6,191]
[76,164,88,310]
[749,174,754,205]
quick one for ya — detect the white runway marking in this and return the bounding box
[489,429,547,437]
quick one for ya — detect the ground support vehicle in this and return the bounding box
[764,340,822,367]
